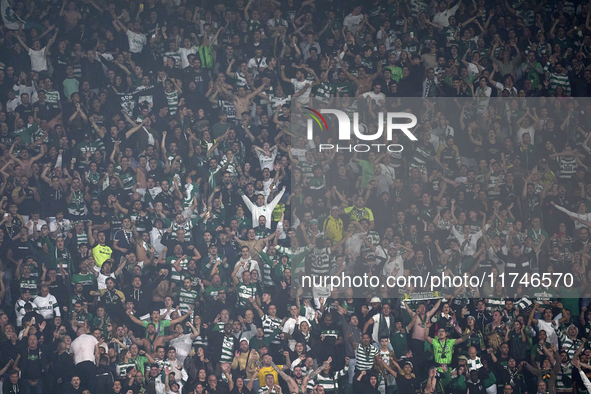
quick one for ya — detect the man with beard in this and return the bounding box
[501,358,527,394]
[124,274,165,317]
[99,277,126,320]
[572,227,590,252]
[211,323,239,366]
[272,359,331,394]
[238,186,286,229]
[161,228,201,259]
[363,303,395,346]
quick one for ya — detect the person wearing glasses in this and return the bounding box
[424,320,469,370]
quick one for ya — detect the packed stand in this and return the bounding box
[2,0,591,394]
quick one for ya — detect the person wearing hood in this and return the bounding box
[555,323,582,360]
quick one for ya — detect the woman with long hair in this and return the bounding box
[193,108,210,132]
[115,349,136,380]
[449,364,468,394]
[229,376,256,394]
[486,332,502,351]
[191,315,208,348]
[505,320,529,362]
[431,303,459,337]
[292,320,313,351]
[458,315,485,356]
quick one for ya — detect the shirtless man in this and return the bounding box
[220,83,265,116]
[232,228,276,262]
[336,54,382,95]
[8,145,45,178]
[134,155,148,192]
[271,358,331,394]
[60,0,82,32]
[404,298,442,361]
[128,323,168,355]
[132,226,154,265]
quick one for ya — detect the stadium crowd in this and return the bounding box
[3,0,591,394]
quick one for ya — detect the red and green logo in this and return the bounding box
[304,107,328,132]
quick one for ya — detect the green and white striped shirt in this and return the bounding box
[75,231,88,246]
[307,365,349,392]
[355,344,379,371]
[262,315,282,345]
[221,335,236,363]
[360,231,380,255]
[548,71,571,95]
[556,360,573,391]
[257,386,280,394]
[556,328,582,360]
[237,282,258,307]
[178,288,199,314]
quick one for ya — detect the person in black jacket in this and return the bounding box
[311,312,344,368]
[94,356,115,394]
[161,229,201,259]
[209,324,239,366]
[124,274,165,317]
[14,335,48,394]
[3,371,22,394]
[48,342,76,394]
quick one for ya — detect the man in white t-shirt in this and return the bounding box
[234,245,261,279]
[178,36,198,68]
[362,83,386,106]
[381,249,404,279]
[283,304,311,349]
[530,305,559,349]
[70,326,100,390]
[15,30,57,72]
[280,67,312,105]
[26,213,47,236]
[247,48,268,75]
[433,0,461,27]
[343,5,364,34]
[112,17,147,54]
[515,112,539,144]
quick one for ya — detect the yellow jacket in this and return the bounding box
[323,215,344,242]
